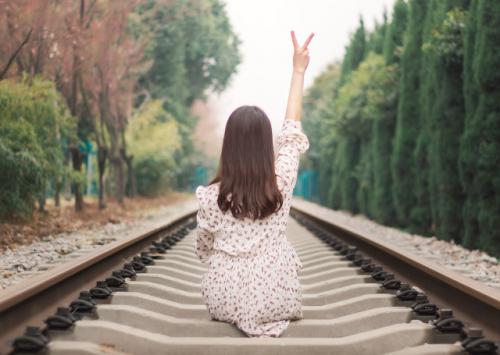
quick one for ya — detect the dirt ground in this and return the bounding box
[0,191,193,252]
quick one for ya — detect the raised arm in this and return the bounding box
[284,31,314,122]
[275,31,313,196]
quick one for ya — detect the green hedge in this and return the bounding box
[302,0,500,258]
[0,77,74,219]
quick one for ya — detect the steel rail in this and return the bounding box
[291,200,500,340]
[0,204,198,354]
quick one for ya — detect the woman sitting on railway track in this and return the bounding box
[194,30,314,337]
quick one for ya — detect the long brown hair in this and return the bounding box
[209,105,283,220]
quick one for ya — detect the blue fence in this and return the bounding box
[189,166,209,191]
[293,169,319,201]
[190,166,320,203]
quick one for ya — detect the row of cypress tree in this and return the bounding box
[302,0,500,257]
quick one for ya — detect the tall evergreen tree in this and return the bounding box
[338,138,361,212]
[301,0,500,258]
[391,0,427,226]
[340,17,367,83]
[358,17,388,216]
[426,1,468,241]
[301,64,341,206]
[329,18,367,212]
[371,0,408,224]
[411,0,439,234]
[460,0,480,249]
[367,12,388,55]
[460,0,500,255]
[383,0,408,64]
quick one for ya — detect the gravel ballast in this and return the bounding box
[0,197,197,290]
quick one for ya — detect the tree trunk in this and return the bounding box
[68,0,86,212]
[120,128,136,198]
[109,155,125,205]
[116,156,125,204]
[105,124,125,205]
[124,153,137,198]
[54,176,61,208]
[71,147,84,211]
[38,192,46,213]
[97,146,108,209]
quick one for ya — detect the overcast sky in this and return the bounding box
[206,0,396,137]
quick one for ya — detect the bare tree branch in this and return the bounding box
[0,28,32,80]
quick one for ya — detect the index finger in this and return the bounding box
[291,30,299,49]
[302,32,315,49]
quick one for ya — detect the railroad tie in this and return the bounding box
[13,216,497,355]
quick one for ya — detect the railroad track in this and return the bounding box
[1,199,499,354]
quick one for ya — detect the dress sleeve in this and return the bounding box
[275,118,310,196]
[194,185,216,264]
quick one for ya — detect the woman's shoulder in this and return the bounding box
[277,118,309,153]
[195,182,220,205]
[195,185,207,200]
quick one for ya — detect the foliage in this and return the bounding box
[340,18,367,84]
[335,54,394,136]
[0,0,241,214]
[459,0,500,255]
[424,7,467,65]
[127,101,181,158]
[335,54,398,216]
[0,77,75,218]
[0,0,148,210]
[390,0,427,226]
[325,19,368,212]
[370,1,407,224]
[422,1,468,241]
[0,127,43,219]
[367,14,388,55]
[410,0,438,234]
[126,100,182,195]
[302,63,341,205]
[137,0,241,106]
[134,155,176,196]
[383,0,408,64]
[302,0,500,258]
[133,0,241,191]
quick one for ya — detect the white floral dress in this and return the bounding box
[194,118,310,337]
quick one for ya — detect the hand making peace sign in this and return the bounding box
[291,31,314,73]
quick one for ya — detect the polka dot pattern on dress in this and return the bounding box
[194,118,309,337]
